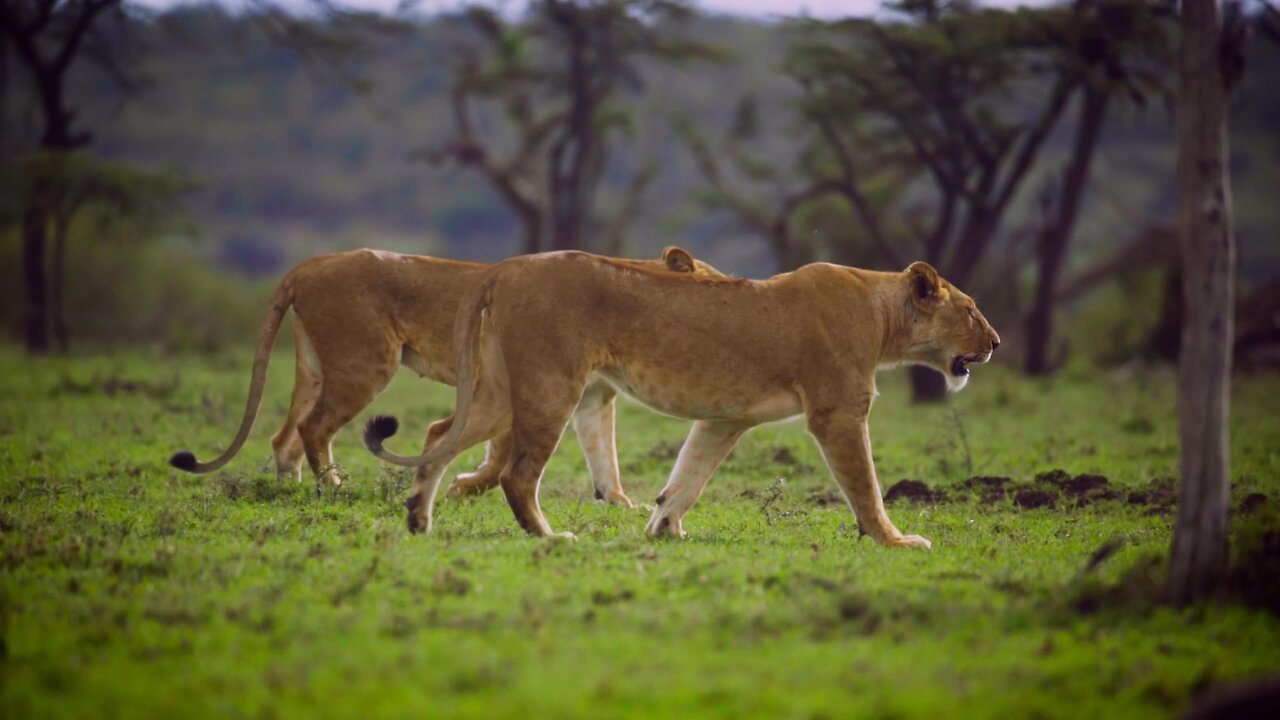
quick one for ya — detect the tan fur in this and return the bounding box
[168,246,722,505]
[365,252,1000,547]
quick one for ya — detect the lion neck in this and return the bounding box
[863,272,921,368]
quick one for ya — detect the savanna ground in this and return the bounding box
[1,345,1278,718]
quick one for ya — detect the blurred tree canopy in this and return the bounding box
[422,0,719,253]
[781,0,1173,397]
[2,0,1279,365]
[17,150,191,350]
[2,0,135,352]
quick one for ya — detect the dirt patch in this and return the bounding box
[962,476,1011,503]
[1035,470,1114,506]
[1120,417,1155,435]
[772,447,799,466]
[1090,489,1124,503]
[1068,553,1164,616]
[591,588,635,606]
[808,490,844,507]
[884,479,944,504]
[1059,473,1110,497]
[1186,677,1280,720]
[52,373,179,400]
[1229,505,1280,615]
[1126,476,1179,511]
[1241,493,1270,514]
[646,440,683,462]
[1014,488,1057,510]
[1035,469,1072,487]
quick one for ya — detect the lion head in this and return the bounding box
[899,261,1001,391]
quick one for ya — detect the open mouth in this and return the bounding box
[951,353,983,377]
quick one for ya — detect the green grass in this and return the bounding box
[2,347,1278,718]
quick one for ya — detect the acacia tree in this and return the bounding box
[0,0,133,352]
[675,96,869,272]
[784,0,1081,400]
[1167,0,1246,605]
[423,1,711,254]
[1024,0,1174,375]
[19,152,188,350]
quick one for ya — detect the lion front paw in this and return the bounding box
[644,513,687,539]
[892,534,932,549]
[602,490,635,509]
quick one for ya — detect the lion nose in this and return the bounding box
[990,337,1001,352]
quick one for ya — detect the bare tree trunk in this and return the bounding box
[908,366,947,404]
[1169,0,1236,606]
[774,227,816,273]
[51,214,70,353]
[519,203,543,256]
[1026,86,1109,375]
[21,200,50,353]
[547,11,595,252]
[1146,265,1182,361]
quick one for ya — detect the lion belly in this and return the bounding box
[591,365,802,423]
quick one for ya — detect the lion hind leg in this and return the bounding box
[644,420,748,538]
[271,317,321,483]
[499,384,583,539]
[571,384,633,508]
[299,362,397,491]
[406,383,511,532]
[448,431,511,500]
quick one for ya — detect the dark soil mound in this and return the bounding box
[1126,477,1178,511]
[1241,492,1270,514]
[884,479,943,504]
[1034,470,1116,506]
[1034,469,1072,486]
[772,447,799,466]
[1186,677,1280,720]
[962,476,1012,503]
[1014,488,1057,510]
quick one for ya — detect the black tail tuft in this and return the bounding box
[364,415,400,451]
[169,450,198,472]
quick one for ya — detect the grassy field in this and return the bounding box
[1,346,1278,718]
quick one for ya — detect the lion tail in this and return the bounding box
[362,275,495,468]
[168,274,294,474]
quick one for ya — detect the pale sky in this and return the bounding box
[131,0,1057,20]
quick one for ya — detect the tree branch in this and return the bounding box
[53,0,120,78]
[991,74,1077,218]
[809,103,905,269]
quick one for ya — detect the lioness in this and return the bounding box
[168,246,721,503]
[363,252,1000,547]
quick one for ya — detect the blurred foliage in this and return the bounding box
[0,223,273,352]
[420,1,721,253]
[1230,501,1280,614]
[13,150,194,231]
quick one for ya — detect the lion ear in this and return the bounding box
[663,246,697,274]
[906,262,941,305]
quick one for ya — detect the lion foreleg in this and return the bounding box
[807,409,931,549]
